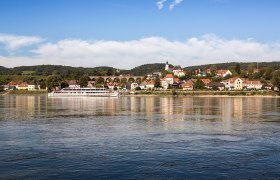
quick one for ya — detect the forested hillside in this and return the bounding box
[184,62,280,71]
[128,63,166,76]
[1,65,120,77]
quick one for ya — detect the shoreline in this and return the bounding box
[1,90,279,97]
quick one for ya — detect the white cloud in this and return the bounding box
[169,0,184,11]
[0,33,43,50]
[1,34,280,69]
[156,0,167,10]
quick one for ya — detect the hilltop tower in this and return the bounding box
[165,61,169,71]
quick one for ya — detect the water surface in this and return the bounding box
[0,95,280,179]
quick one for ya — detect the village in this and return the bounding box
[1,61,279,94]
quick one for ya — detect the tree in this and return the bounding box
[106,69,113,76]
[235,63,241,75]
[154,77,161,88]
[46,75,62,91]
[96,77,105,84]
[79,76,89,87]
[193,79,205,90]
[271,71,280,89]
[210,65,217,75]
[247,64,255,75]
[264,67,273,80]
[61,81,69,89]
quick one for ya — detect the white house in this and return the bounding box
[139,81,147,90]
[146,80,155,89]
[131,83,139,90]
[172,67,186,77]
[216,70,232,78]
[28,84,36,91]
[222,77,245,90]
[222,77,262,90]
[245,80,263,90]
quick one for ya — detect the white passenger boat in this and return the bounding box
[48,87,119,97]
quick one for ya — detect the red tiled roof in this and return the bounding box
[147,80,155,85]
[201,79,211,84]
[217,70,227,75]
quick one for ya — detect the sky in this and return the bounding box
[0,0,280,69]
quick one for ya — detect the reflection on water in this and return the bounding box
[1,95,279,123]
[0,95,280,179]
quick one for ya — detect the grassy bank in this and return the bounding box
[5,90,48,95]
[130,90,279,97]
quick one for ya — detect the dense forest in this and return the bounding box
[129,63,166,76]
[0,65,120,77]
[0,63,166,77]
[184,62,280,71]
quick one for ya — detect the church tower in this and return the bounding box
[165,61,169,71]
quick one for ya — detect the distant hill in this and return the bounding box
[9,65,120,77]
[129,63,166,76]
[183,61,280,71]
[0,66,12,75]
[1,61,279,77]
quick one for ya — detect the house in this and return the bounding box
[160,79,169,89]
[182,79,197,90]
[28,84,36,91]
[165,74,174,84]
[139,81,148,90]
[194,69,206,77]
[264,83,273,90]
[17,82,28,90]
[67,80,80,88]
[146,80,155,89]
[3,85,15,90]
[246,80,262,90]
[147,72,162,80]
[106,82,120,90]
[106,82,115,90]
[131,82,139,90]
[221,77,262,90]
[222,77,246,90]
[206,68,211,75]
[216,70,232,78]
[172,66,186,77]
[160,74,178,89]
[208,82,225,91]
[201,79,212,89]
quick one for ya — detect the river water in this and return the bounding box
[0,95,279,179]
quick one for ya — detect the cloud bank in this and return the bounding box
[0,34,280,69]
[0,33,43,50]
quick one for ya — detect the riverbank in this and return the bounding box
[1,90,48,95]
[1,89,279,97]
[125,90,280,97]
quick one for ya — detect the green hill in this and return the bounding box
[183,61,280,71]
[129,63,166,76]
[0,66,12,75]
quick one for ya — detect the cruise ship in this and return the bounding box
[48,87,119,97]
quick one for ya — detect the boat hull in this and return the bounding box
[48,88,119,97]
[48,92,119,97]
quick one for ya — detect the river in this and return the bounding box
[0,95,279,179]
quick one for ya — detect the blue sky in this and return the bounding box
[0,0,280,68]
